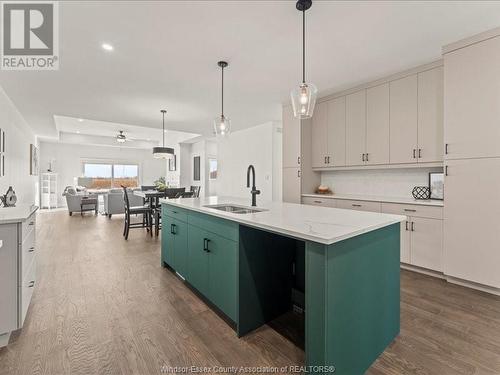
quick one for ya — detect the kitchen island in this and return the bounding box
[160,196,404,375]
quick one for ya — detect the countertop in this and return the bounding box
[160,196,405,245]
[0,204,38,224]
[301,193,444,207]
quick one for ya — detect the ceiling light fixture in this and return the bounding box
[101,43,114,51]
[214,61,231,137]
[116,130,126,143]
[77,118,84,122]
[290,0,317,119]
[153,110,174,159]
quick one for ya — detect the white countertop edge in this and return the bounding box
[160,199,404,246]
[0,205,39,224]
[301,193,444,207]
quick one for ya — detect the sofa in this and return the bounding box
[62,186,93,216]
[103,188,144,218]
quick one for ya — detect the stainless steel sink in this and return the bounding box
[204,204,267,214]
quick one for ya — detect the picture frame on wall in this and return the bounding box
[193,156,200,181]
[429,172,444,200]
[0,129,5,177]
[30,144,39,176]
[168,155,177,171]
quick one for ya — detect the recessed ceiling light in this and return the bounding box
[76,131,81,134]
[78,118,84,122]
[164,130,167,133]
[101,43,113,51]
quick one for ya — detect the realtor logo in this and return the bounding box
[1,1,59,70]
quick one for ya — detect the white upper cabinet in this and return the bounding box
[282,105,301,168]
[444,36,500,160]
[366,83,390,165]
[327,96,346,167]
[311,101,328,168]
[418,67,444,163]
[390,75,418,164]
[346,90,366,166]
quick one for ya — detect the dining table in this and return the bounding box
[133,190,167,236]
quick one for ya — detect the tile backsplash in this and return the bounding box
[320,167,443,198]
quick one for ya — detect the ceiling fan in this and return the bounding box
[116,130,132,143]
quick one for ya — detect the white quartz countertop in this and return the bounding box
[301,193,444,207]
[0,204,38,224]
[160,196,405,245]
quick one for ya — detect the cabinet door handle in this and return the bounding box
[445,143,449,155]
[28,281,35,288]
[297,170,301,178]
[28,247,35,252]
[327,156,331,164]
[405,221,408,231]
[352,204,362,207]
[418,149,422,158]
[171,224,176,234]
[297,156,301,165]
[362,153,365,162]
[324,156,327,164]
[28,222,34,226]
[314,200,322,204]
[365,153,369,162]
[411,222,415,231]
[445,165,449,176]
[404,209,416,213]
[413,149,416,159]
[203,238,211,252]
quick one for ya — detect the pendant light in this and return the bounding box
[214,61,231,137]
[290,0,317,119]
[153,109,174,159]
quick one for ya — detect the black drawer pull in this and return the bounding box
[28,247,35,252]
[28,281,35,288]
[170,224,176,234]
[352,204,362,207]
[404,209,417,213]
[28,222,34,226]
[203,238,211,253]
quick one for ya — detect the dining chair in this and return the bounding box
[190,186,201,197]
[121,186,153,240]
[175,192,195,198]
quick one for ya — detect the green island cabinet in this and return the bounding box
[161,202,400,375]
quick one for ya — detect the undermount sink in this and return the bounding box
[204,204,267,214]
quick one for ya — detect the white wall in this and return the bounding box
[0,86,37,205]
[321,167,443,198]
[216,122,282,202]
[39,141,168,207]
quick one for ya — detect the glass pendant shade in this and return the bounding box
[152,146,174,159]
[291,82,317,119]
[213,115,231,137]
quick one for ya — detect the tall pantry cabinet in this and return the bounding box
[443,30,500,289]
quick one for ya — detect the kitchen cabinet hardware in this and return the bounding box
[352,204,362,207]
[29,222,34,226]
[297,156,301,165]
[404,209,417,213]
[418,149,422,158]
[171,224,176,235]
[445,165,448,176]
[324,156,328,164]
[405,221,409,231]
[445,143,449,155]
[411,222,415,231]
[203,238,211,252]
[28,247,35,252]
[314,200,322,204]
[28,281,35,288]
[366,153,369,162]
[327,156,331,164]
[297,170,301,178]
[362,153,365,162]
[413,149,416,159]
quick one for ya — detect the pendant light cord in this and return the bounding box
[162,110,166,147]
[221,65,224,118]
[302,9,305,84]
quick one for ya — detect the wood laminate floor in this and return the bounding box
[1,211,500,375]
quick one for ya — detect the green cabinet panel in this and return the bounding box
[188,211,239,242]
[187,225,210,297]
[172,219,188,278]
[207,232,237,322]
[161,214,174,267]
[163,205,188,222]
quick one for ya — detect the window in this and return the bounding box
[209,158,217,180]
[193,156,200,181]
[82,162,139,189]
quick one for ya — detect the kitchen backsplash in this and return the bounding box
[320,167,443,198]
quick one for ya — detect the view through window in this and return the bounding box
[83,163,139,188]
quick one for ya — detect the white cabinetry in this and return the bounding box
[390,75,418,164]
[282,105,301,168]
[335,199,381,213]
[311,101,328,168]
[41,172,58,209]
[0,209,37,347]
[418,67,444,163]
[444,35,500,160]
[366,83,390,165]
[282,168,301,204]
[327,97,346,167]
[302,196,336,207]
[345,90,366,166]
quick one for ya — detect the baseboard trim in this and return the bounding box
[0,332,11,348]
[445,276,500,296]
[401,263,445,279]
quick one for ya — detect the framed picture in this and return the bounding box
[0,129,3,177]
[168,155,177,171]
[193,156,200,181]
[429,172,444,200]
[30,144,39,176]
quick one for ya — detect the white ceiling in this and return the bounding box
[1,1,500,139]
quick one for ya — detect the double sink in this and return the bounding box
[204,204,267,215]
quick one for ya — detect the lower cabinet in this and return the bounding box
[162,206,237,322]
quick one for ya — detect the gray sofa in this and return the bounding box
[62,186,92,216]
[104,188,144,218]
